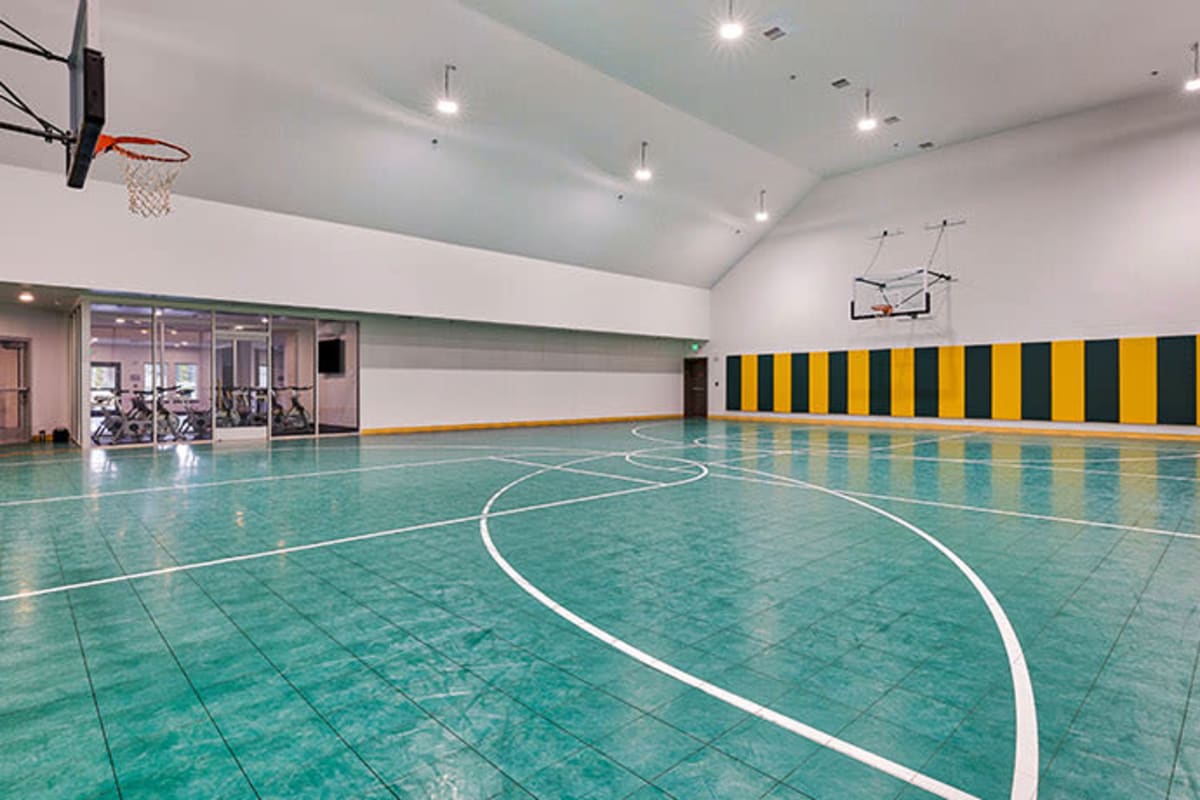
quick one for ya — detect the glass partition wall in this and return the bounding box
[272,317,316,437]
[83,303,358,447]
[317,320,360,434]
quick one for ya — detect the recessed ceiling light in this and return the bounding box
[831,77,851,90]
[437,64,460,115]
[763,26,787,42]
[115,317,126,324]
[884,115,902,125]
[17,291,34,303]
[635,141,653,182]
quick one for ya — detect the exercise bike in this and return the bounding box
[271,385,314,435]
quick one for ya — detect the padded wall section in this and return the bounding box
[727,332,1200,426]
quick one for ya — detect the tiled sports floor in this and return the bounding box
[1,420,1198,799]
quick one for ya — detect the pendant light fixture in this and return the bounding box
[437,64,460,115]
[635,141,653,182]
[857,88,878,132]
[755,190,769,222]
[1187,42,1200,92]
[719,0,744,40]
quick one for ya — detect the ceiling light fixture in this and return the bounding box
[1187,42,1200,92]
[437,64,459,115]
[115,317,126,324]
[635,141,653,182]
[858,89,878,132]
[719,1,744,40]
[17,291,34,303]
[755,189,770,223]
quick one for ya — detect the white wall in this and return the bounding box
[709,91,1200,389]
[0,306,69,436]
[360,316,685,429]
[0,163,709,341]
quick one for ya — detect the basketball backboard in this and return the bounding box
[67,0,105,188]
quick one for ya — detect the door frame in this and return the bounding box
[0,337,31,444]
[684,357,708,418]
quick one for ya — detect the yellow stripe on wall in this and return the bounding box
[1051,340,1085,422]
[848,350,870,415]
[810,352,829,414]
[992,343,1022,421]
[1119,337,1157,424]
[741,354,758,412]
[938,346,965,418]
[891,348,915,418]
[773,353,792,412]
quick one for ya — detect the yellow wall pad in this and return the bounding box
[1119,337,1157,425]
[938,346,965,418]
[809,352,830,414]
[741,356,759,413]
[710,414,1200,443]
[364,414,681,436]
[891,348,915,418]
[1051,340,1085,422]
[991,343,1022,421]
[773,353,792,413]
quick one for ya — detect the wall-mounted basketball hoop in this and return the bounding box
[850,219,965,320]
[95,135,192,217]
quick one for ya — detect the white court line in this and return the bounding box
[711,461,1039,800]
[489,456,664,486]
[0,453,569,510]
[479,449,983,800]
[870,432,976,452]
[705,443,1200,483]
[706,472,1200,541]
[0,458,681,604]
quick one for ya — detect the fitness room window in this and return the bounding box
[89,305,155,446]
[317,320,359,434]
[271,316,316,437]
[156,308,213,444]
[214,312,270,442]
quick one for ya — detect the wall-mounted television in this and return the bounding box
[318,338,345,376]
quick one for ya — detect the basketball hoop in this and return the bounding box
[95,135,191,217]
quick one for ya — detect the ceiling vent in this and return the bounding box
[763,26,787,41]
[884,115,902,125]
[831,77,851,89]
[918,141,936,150]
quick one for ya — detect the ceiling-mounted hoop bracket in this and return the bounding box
[0,19,74,147]
[850,218,965,321]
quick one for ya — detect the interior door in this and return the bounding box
[684,357,708,418]
[0,340,30,444]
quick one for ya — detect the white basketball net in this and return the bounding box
[99,137,191,218]
[120,157,184,218]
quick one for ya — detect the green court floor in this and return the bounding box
[1,420,1198,799]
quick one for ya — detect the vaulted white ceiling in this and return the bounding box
[0,1,1195,289]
